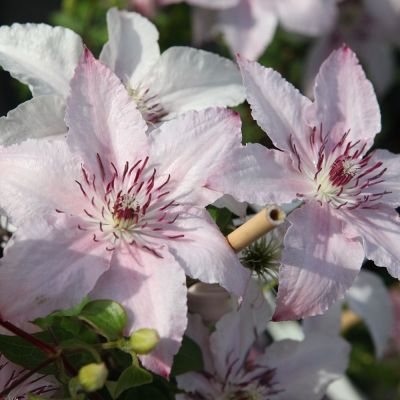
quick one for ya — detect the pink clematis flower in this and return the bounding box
[0,50,249,376]
[213,46,400,320]
[176,281,350,400]
[162,0,337,59]
[304,0,400,95]
[0,353,58,399]
[0,8,244,146]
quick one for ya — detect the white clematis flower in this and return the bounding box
[0,8,245,146]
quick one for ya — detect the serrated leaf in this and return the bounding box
[78,300,127,340]
[113,365,153,398]
[171,336,204,376]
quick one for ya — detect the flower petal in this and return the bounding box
[176,372,220,399]
[148,108,242,207]
[273,202,364,321]
[237,56,312,162]
[308,46,381,149]
[346,270,393,357]
[66,49,148,173]
[0,216,111,327]
[100,8,160,88]
[277,0,337,36]
[363,149,400,208]
[0,139,82,224]
[0,23,83,96]
[218,0,278,59]
[168,207,250,297]
[143,47,245,116]
[185,313,214,373]
[210,280,272,379]
[210,143,311,206]
[0,95,66,146]
[90,248,187,377]
[343,206,400,279]
[262,334,350,400]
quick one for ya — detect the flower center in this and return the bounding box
[127,85,167,124]
[294,127,391,210]
[59,153,183,257]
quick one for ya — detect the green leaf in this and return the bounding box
[27,394,48,400]
[34,296,90,330]
[0,333,55,374]
[171,336,204,376]
[113,365,153,398]
[78,300,127,340]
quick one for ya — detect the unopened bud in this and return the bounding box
[78,362,108,392]
[129,328,160,355]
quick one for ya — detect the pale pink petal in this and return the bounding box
[90,248,187,377]
[0,23,83,96]
[213,194,247,218]
[66,49,148,173]
[187,0,240,7]
[0,216,111,328]
[100,8,160,88]
[185,313,214,373]
[168,208,250,297]
[0,355,58,398]
[277,0,337,36]
[273,202,364,321]
[238,56,313,164]
[0,139,82,224]
[192,8,218,45]
[302,302,342,337]
[176,372,221,399]
[355,38,395,96]
[218,1,278,59]
[210,143,312,206]
[261,334,350,400]
[346,270,393,357]
[143,47,245,116]
[308,46,381,149]
[148,108,242,206]
[210,280,272,378]
[342,206,400,279]
[0,95,66,146]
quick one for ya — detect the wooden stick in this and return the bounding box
[226,205,286,253]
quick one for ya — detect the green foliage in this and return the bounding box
[78,300,128,341]
[111,365,153,398]
[171,336,204,376]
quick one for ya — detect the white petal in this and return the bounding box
[100,8,160,88]
[143,47,245,116]
[264,334,350,400]
[0,95,66,146]
[0,216,111,328]
[346,270,393,357]
[218,0,278,60]
[0,23,83,96]
[210,280,272,379]
[90,248,187,377]
[277,0,337,36]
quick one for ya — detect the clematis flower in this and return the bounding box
[176,281,350,400]
[213,46,400,320]
[0,50,250,376]
[304,0,400,95]
[162,0,337,59]
[0,7,244,146]
[0,353,58,399]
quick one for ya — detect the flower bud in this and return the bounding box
[78,362,108,392]
[129,328,160,355]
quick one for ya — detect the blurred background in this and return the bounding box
[1,0,400,398]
